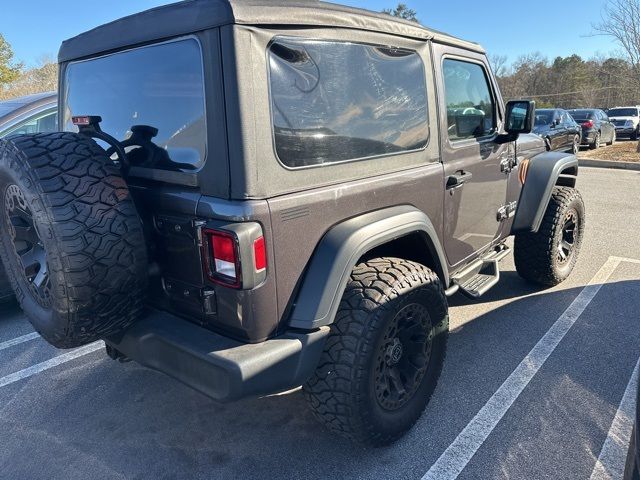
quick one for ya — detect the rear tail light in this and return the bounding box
[212,232,237,278]
[581,120,594,128]
[201,226,267,289]
[203,229,241,287]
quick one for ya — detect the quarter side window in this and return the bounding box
[442,59,496,141]
[268,38,429,168]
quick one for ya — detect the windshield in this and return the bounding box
[535,111,553,126]
[63,38,206,172]
[569,110,593,121]
[608,108,638,117]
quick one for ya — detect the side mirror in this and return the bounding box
[505,100,535,135]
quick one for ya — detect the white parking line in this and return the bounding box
[611,256,640,265]
[0,332,39,351]
[590,357,640,480]
[422,256,625,480]
[0,341,104,389]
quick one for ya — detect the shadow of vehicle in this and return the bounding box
[1,274,638,479]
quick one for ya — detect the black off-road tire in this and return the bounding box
[514,187,585,287]
[0,133,147,348]
[303,257,449,446]
[0,261,14,305]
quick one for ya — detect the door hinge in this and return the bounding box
[497,201,517,221]
[499,154,517,173]
[194,220,206,247]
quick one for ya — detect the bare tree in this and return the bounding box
[488,54,509,78]
[382,3,419,23]
[593,0,640,79]
[593,0,640,149]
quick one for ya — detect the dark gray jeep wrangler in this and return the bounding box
[0,0,584,445]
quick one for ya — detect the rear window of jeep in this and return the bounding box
[268,38,429,168]
[63,38,206,171]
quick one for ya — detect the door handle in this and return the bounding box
[446,171,473,189]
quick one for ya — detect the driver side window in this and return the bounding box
[443,58,496,141]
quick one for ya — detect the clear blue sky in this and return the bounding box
[1,0,619,67]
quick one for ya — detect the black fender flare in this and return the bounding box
[511,151,578,233]
[288,205,448,330]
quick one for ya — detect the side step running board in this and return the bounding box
[456,259,500,298]
[449,246,511,299]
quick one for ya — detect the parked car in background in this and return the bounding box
[0,91,57,138]
[568,108,616,149]
[607,106,640,140]
[0,91,57,305]
[533,108,581,154]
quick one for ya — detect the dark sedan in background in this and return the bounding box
[533,108,582,153]
[568,108,616,149]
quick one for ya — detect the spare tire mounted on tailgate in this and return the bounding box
[0,132,147,348]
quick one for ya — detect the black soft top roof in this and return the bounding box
[58,0,483,63]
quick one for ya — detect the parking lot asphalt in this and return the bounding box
[0,166,639,480]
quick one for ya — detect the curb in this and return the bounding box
[578,158,640,171]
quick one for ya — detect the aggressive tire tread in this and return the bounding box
[0,261,13,304]
[514,186,584,286]
[303,257,448,446]
[0,133,147,348]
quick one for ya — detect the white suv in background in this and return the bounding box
[607,106,640,140]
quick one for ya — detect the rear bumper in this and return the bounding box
[106,309,329,402]
[581,130,597,144]
[615,127,636,136]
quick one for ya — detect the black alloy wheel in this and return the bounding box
[557,209,578,266]
[374,302,433,411]
[3,184,50,306]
